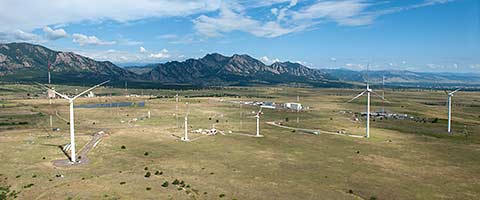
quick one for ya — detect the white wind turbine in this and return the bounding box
[347,71,389,138]
[445,88,461,133]
[38,80,109,163]
[182,102,190,142]
[255,107,264,137]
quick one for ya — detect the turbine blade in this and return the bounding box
[34,82,71,100]
[449,88,461,95]
[72,80,110,99]
[371,91,391,103]
[347,90,366,103]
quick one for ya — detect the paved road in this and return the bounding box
[266,121,364,138]
[52,131,105,167]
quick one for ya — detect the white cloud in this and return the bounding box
[72,33,116,46]
[139,46,147,53]
[193,1,452,38]
[0,0,455,41]
[260,56,280,64]
[193,4,307,38]
[291,0,374,26]
[14,30,43,42]
[158,34,203,44]
[42,26,68,40]
[0,30,45,43]
[118,38,142,46]
[149,49,170,59]
[0,0,222,33]
[158,34,178,39]
[74,48,177,63]
[288,0,298,7]
[270,8,279,16]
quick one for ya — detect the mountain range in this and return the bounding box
[1,42,479,88]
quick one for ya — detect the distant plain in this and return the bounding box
[0,84,479,199]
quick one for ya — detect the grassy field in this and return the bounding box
[0,84,479,199]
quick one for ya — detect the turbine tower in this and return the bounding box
[347,74,389,138]
[38,80,109,163]
[182,102,190,141]
[445,88,461,133]
[255,107,263,137]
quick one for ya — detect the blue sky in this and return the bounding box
[0,0,479,72]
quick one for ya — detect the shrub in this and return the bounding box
[432,118,438,123]
[161,181,169,187]
[146,187,151,191]
[119,182,126,185]
[0,185,19,199]
[144,152,149,156]
[219,194,225,198]
[121,145,126,149]
[144,167,148,171]
[144,172,151,178]
[154,171,163,175]
[172,179,180,185]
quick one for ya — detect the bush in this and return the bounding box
[172,179,180,185]
[154,171,163,175]
[219,194,225,198]
[146,187,151,191]
[144,167,148,171]
[119,182,126,185]
[161,181,169,187]
[121,145,126,149]
[144,172,151,178]
[144,152,149,156]
[432,118,438,123]
[0,185,19,199]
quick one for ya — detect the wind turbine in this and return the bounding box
[37,80,110,163]
[182,102,190,142]
[445,88,461,133]
[347,71,389,138]
[255,107,263,137]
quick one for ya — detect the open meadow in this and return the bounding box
[0,84,479,199]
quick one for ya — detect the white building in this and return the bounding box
[285,102,302,111]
